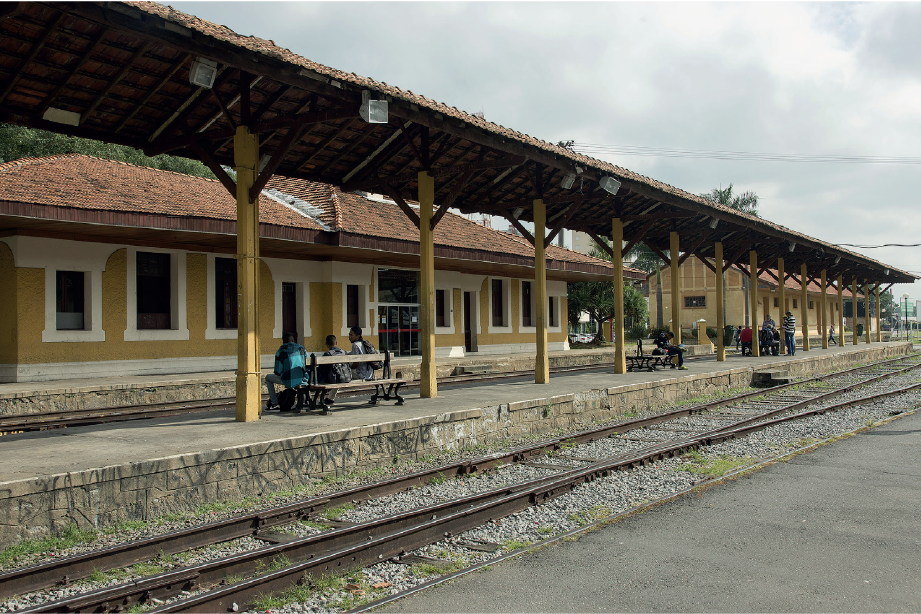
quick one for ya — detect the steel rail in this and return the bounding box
[3,353,917,601]
[155,380,921,614]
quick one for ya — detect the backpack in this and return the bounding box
[328,361,352,384]
[277,388,297,412]
[361,339,383,371]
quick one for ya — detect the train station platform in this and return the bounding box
[0,341,911,547]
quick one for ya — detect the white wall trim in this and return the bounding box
[42,268,106,343]
[434,285,457,335]
[124,247,189,341]
[263,257,314,342]
[465,341,569,356]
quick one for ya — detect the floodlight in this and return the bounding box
[189,57,218,88]
[360,90,388,124]
[599,176,621,195]
[709,218,719,229]
[512,207,524,219]
[561,173,576,190]
[259,154,272,172]
[835,256,841,264]
[885,269,890,275]
[788,242,796,252]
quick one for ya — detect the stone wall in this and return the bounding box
[0,342,909,547]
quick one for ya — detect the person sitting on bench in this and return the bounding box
[265,332,306,411]
[348,325,377,381]
[666,331,688,370]
[740,326,754,356]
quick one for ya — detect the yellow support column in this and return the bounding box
[419,172,437,398]
[852,279,859,345]
[750,250,760,357]
[864,279,871,344]
[234,126,261,422]
[875,285,881,342]
[612,218,626,373]
[670,232,681,338]
[837,275,844,349]
[777,257,786,354]
[821,269,828,349]
[534,199,550,383]
[715,242,725,361]
[800,263,810,351]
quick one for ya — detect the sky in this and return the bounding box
[174,1,921,310]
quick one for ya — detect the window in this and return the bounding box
[56,271,85,330]
[793,299,798,309]
[685,296,706,308]
[436,289,446,327]
[215,257,237,329]
[522,281,533,327]
[809,300,814,309]
[136,252,171,329]
[492,279,505,327]
[548,296,556,327]
[378,268,419,304]
[773,298,779,308]
[347,284,360,328]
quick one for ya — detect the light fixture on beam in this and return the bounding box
[189,57,218,88]
[359,90,388,124]
[561,173,576,189]
[42,107,80,126]
[709,218,719,229]
[835,256,841,264]
[599,176,621,195]
[788,242,796,252]
[885,269,890,275]
[512,207,524,219]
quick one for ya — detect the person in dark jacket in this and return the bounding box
[265,332,306,411]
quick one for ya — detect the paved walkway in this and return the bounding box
[380,407,921,613]
[0,342,901,485]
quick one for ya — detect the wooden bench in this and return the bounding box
[625,339,671,372]
[292,349,411,415]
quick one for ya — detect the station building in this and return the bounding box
[0,154,639,383]
[648,257,865,335]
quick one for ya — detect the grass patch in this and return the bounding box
[538,526,555,535]
[430,471,448,485]
[319,503,355,520]
[677,451,750,477]
[0,524,97,567]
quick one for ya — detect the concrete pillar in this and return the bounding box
[715,242,725,361]
[670,232,681,338]
[875,285,882,343]
[852,279,859,345]
[612,218,626,374]
[534,199,549,383]
[777,257,786,354]
[864,279,871,344]
[234,126,261,422]
[801,263,810,351]
[750,250,760,357]
[821,269,829,349]
[419,172,437,397]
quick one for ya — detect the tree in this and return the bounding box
[699,183,759,217]
[0,123,217,180]
[567,281,649,343]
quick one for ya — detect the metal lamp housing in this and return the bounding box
[189,58,218,88]
[599,176,621,195]
[360,91,388,124]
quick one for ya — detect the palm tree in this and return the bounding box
[699,184,759,217]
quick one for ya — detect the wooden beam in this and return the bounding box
[647,242,671,267]
[37,27,109,117]
[381,183,420,229]
[695,254,717,274]
[190,142,236,197]
[0,12,66,105]
[249,115,315,200]
[340,122,417,188]
[431,169,475,230]
[620,218,658,257]
[506,214,536,246]
[545,198,585,248]
[115,52,191,133]
[296,116,355,172]
[80,41,152,125]
[722,245,750,273]
[676,234,709,267]
[345,154,526,193]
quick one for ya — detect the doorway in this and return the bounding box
[463,291,477,353]
[282,282,297,339]
[378,305,420,356]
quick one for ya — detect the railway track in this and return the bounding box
[2,352,919,613]
[0,354,713,434]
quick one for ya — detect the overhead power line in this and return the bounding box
[570,143,921,165]
[838,243,921,248]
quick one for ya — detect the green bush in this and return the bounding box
[856,323,864,336]
[647,326,669,340]
[723,325,736,346]
[625,324,648,341]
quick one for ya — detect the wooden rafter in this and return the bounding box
[381,182,420,229]
[37,27,109,117]
[340,122,417,188]
[620,218,658,257]
[0,12,66,105]
[722,245,750,273]
[249,115,316,200]
[346,153,525,193]
[545,198,585,248]
[190,142,236,197]
[115,52,191,133]
[676,234,709,267]
[647,242,672,267]
[431,169,475,230]
[506,214,536,246]
[147,66,234,148]
[296,116,355,172]
[695,254,717,274]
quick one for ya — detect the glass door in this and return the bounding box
[378,305,420,356]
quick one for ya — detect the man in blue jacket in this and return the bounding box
[265,332,306,411]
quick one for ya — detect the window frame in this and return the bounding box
[489,277,512,333]
[684,295,706,308]
[124,247,188,342]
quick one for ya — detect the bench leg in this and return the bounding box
[369,384,381,405]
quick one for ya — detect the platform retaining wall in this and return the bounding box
[0,342,909,547]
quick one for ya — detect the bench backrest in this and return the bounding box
[308,349,393,379]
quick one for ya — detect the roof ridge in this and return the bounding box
[0,152,223,182]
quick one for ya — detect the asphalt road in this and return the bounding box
[380,409,921,613]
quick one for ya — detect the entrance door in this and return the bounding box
[463,291,477,352]
[282,282,297,339]
[378,305,420,356]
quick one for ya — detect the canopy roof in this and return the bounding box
[0,1,913,287]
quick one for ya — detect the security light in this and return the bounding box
[512,207,524,219]
[788,242,796,252]
[885,269,890,275]
[189,57,218,88]
[561,173,576,190]
[599,176,621,195]
[835,256,841,264]
[709,218,719,229]
[359,90,388,124]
